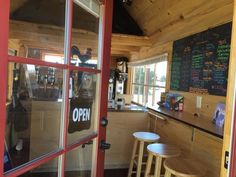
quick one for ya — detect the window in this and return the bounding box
[131,54,168,108]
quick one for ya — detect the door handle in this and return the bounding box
[100,140,111,151]
[101,117,108,127]
[82,140,93,148]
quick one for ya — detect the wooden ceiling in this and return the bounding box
[125,0,233,44]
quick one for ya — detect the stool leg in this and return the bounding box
[154,156,162,177]
[128,139,138,177]
[144,153,153,177]
[164,169,171,177]
[136,141,144,177]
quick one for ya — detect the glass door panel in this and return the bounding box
[71,1,100,69]
[4,62,64,172]
[18,157,59,177]
[9,0,66,63]
[65,142,94,177]
[67,71,98,145]
[1,0,112,176]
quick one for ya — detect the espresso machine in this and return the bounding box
[107,57,128,108]
[116,57,128,95]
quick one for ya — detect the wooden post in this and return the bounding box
[221,0,236,177]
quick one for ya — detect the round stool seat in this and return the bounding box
[144,144,180,177]
[128,132,160,177]
[164,157,206,177]
[133,132,160,142]
[147,143,181,158]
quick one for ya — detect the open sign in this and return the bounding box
[68,98,92,133]
[72,108,90,122]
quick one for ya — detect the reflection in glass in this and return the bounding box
[9,0,66,63]
[65,142,93,177]
[4,63,63,172]
[67,71,98,145]
[70,2,99,68]
[19,157,58,177]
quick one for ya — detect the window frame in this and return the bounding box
[131,58,168,108]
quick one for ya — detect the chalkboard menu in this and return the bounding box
[170,23,232,96]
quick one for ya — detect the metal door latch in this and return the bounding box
[82,140,93,148]
[101,117,108,127]
[100,140,111,151]
[224,151,229,169]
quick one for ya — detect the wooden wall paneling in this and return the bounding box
[105,112,148,169]
[221,0,236,176]
[149,114,193,157]
[191,129,223,177]
[7,39,20,100]
[171,92,226,119]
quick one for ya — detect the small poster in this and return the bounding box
[212,103,226,127]
[68,98,92,133]
[4,141,13,172]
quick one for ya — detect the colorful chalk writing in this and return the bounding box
[170,22,232,96]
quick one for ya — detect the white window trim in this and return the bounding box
[130,53,168,107]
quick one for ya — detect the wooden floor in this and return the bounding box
[19,169,129,177]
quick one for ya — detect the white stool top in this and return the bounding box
[133,132,160,142]
[147,143,180,158]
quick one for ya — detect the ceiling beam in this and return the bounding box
[9,20,150,56]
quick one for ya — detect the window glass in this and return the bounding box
[139,67,145,84]
[5,63,63,172]
[147,87,154,107]
[131,60,167,108]
[9,0,66,63]
[134,68,140,84]
[155,61,167,86]
[132,85,139,103]
[70,2,99,69]
[146,64,155,86]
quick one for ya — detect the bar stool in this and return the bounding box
[164,157,206,177]
[128,132,160,177]
[144,143,181,177]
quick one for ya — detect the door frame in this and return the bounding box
[0,0,113,177]
[224,0,236,177]
[229,99,236,177]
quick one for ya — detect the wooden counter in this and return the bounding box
[107,104,147,112]
[149,107,223,138]
[148,108,223,177]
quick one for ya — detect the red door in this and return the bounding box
[0,0,113,177]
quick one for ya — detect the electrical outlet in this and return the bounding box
[196,96,202,109]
